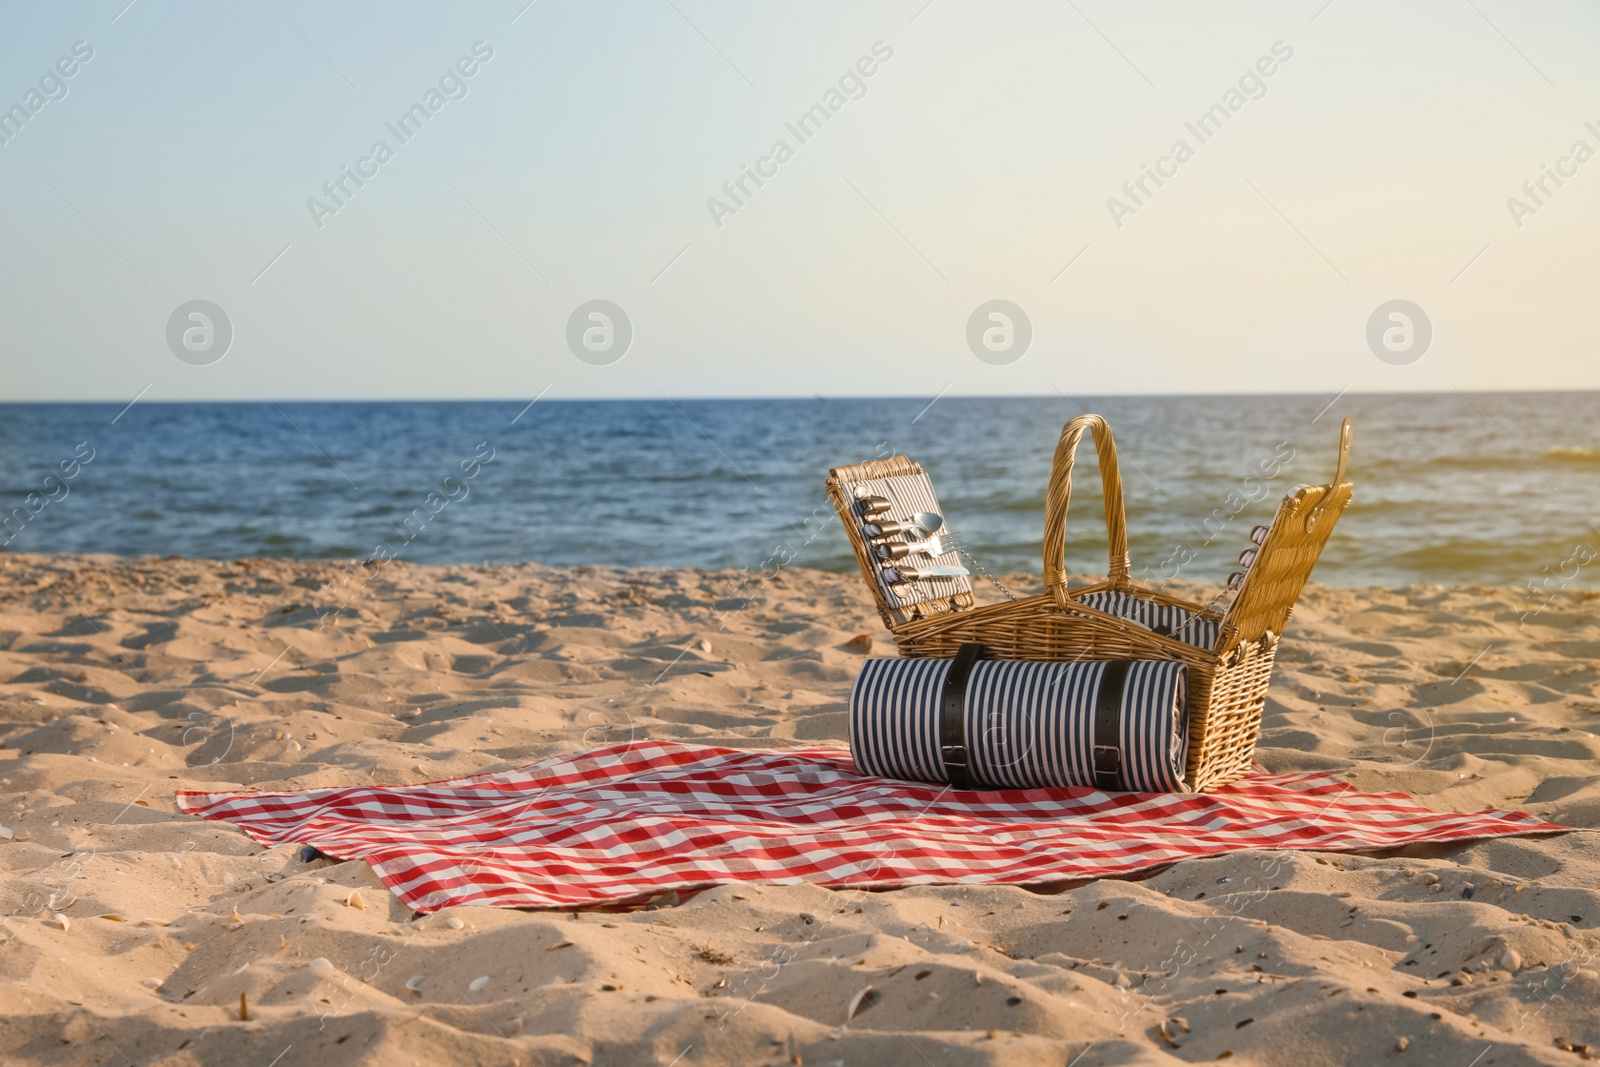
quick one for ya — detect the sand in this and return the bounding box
[2,551,1599,1066]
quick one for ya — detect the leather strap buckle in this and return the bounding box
[1092,660,1131,791]
[939,642,986,790]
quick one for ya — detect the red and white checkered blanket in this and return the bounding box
[175,741,1564,912]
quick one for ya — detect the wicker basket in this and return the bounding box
[827,413,1354,792]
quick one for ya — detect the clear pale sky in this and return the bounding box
[1,0,1597,400]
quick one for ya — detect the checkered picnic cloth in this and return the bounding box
[175,741,1564,912]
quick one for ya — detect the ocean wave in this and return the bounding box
[1417,454,1526,469]
[1368,536,1600,583]
[6,395,1600,587]
[1546,446,1600,463]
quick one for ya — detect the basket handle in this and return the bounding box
[1043,414,1131,608]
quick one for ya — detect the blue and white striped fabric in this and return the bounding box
[849,657,1190,793]
[1073,590,1220,651]
[848,657,951,784]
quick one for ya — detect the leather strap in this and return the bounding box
[939,642,986,789]
[1092,660,1131,791]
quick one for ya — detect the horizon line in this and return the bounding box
[2,386,1594,405]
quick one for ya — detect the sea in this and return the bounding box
[2,393,1598,591]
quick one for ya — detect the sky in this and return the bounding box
[1,0,1598,401]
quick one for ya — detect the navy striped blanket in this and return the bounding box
[850,654,1190,792]
[1073,590,1220,651]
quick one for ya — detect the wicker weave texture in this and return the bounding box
[827,414,1354,792]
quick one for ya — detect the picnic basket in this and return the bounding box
[827,413,1354,792]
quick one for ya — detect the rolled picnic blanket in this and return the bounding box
[849,644,1190,792]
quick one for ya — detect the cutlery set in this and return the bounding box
[853,487,970,595]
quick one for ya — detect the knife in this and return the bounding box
[873,535,943,561]
[882,564,970,582]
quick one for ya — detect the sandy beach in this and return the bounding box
[2,551,1599,1066]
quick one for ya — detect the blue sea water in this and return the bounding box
[2,393,1598,590]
